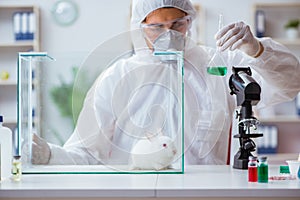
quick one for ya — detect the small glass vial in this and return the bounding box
[248,156,258,182]
[258,156,268,183]
[12,156,22,181]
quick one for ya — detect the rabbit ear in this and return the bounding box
[145,132,155,141]
[157,128,164,136]
[146,128,163,141]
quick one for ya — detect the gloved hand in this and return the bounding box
[215,21,263,57]
[32,134,51,164]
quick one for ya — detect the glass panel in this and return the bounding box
[17,30,184,174]
[17,52,54,166]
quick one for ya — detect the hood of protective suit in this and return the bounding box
[130,0,197,53]
[131,0,197,30]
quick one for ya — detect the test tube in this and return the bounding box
[206,14,227,76]
[218,14,223,33]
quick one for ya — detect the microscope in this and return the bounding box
[229,66,263,169]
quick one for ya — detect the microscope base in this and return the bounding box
[233,158,248,169]
[233,150,253,169]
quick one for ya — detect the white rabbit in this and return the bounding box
[130,131,177,170]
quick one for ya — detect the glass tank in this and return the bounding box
[17,48,184,174]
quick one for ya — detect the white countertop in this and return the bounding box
[0,165,299,199]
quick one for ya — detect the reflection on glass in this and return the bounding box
[18,45,184,174]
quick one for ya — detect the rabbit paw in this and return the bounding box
[154,164,169,171]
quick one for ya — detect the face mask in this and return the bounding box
[150,30,186,52]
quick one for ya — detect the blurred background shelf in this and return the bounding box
[0,41,37,47]
[0,5,40,130]
[260,116,300,123]
[273,38,300,46]
[258,153,299,165]
[0,80,17,86]
[252,2,300,156]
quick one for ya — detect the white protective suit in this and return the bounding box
[47,0,300,165]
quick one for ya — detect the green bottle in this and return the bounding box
[258,156,268,183]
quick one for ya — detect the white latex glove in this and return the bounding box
[215,21,262,57]
[32,134,51,164]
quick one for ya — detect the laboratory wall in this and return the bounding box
[1,0,299,53]
[0,0,299,146]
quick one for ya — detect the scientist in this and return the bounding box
[32,0,300,165]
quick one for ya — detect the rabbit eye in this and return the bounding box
[163,143,167,147]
